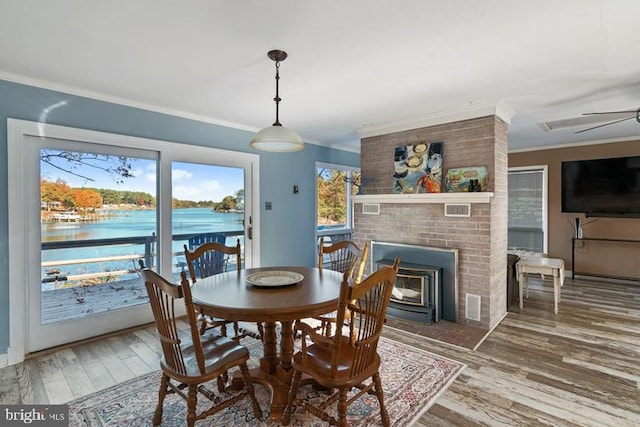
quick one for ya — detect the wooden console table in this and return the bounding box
[571,237,640,281]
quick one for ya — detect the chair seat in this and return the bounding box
[292,337,381,387]
[162,332,249,381]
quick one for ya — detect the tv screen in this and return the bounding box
[561,156,640,217]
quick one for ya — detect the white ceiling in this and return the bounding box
[1,0,640,153]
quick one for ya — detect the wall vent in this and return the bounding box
[465,293,482,321]
[362,203,380,215]
[444,203,470,217]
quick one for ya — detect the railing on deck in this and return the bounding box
[41,230,244,285]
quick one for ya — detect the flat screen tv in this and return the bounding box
[561,156,640,218]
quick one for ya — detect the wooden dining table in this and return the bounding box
[189,265,344,422]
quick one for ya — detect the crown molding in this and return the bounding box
[357,99,515,139]
[0,71,260,132]
[508,135,640,154]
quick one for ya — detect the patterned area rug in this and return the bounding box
[68,335,464,426]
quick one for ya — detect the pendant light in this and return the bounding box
[250,50,304,152]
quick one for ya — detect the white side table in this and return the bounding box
[517,257,565,314]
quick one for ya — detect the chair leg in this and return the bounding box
[232,321,240,338]
[216,373,226,393]
[186,384,198,427]
[373,372,390,427]
[153,373,169,426]
[282,370,302,425]
[337,388,349,427]
[324,320,333,337]
[239,362,263,420]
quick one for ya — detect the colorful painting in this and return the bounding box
[392,141,443,194]
[445,166,488,192]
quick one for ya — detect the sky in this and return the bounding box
[40,151,244,203]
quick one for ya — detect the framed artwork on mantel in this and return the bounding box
[392,141,443,194]
[445,166,488,192]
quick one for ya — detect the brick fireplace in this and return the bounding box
[352,105,511,330]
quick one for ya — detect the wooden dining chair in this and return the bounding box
[184,239,263,341]
[184,239,243,337]
[283,258,400,427]
[141,269,263,427]
[315,238,369,336]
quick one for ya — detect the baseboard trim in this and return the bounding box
[473,311,509,351]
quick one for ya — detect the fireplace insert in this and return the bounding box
[377,259,442,324]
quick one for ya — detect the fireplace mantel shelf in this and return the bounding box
[353,192,494,204]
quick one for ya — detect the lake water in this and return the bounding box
[41,208,244,288]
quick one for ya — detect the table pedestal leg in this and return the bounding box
[231,320,296,423]
[279,320,294,371]
[260,322,278,374]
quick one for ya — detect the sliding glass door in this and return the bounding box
[8,119,259,357]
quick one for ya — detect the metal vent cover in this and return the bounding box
[362,203,380,215]
[444,203,470,217]
[465,293,482,321]
[539,112,632,131]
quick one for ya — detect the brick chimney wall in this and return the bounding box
[353,115,508,329]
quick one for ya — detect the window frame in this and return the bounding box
[315,162,360,233]
[507,165,548,254]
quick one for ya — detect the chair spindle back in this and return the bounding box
[332,258,399,377]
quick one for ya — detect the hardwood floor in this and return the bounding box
[1,275,639,426]
[407,275,640,426]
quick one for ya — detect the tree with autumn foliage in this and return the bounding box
[73,188,103,211]
[317,169,347,224]
[41,178,74,209]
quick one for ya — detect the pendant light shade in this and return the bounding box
[250,125,303,152]
[250,50,304,152]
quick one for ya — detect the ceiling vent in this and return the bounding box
[539,112,631,131]
[444,203,470,217]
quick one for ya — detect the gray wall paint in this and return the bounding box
[0,79,359,354]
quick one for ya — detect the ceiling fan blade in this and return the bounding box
[575,116,635,134]
[581,110,637,115]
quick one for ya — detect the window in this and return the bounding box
[316,162,360,241]
[508,166,547,253]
